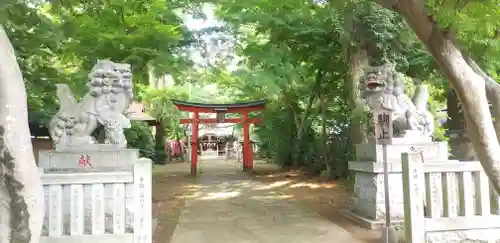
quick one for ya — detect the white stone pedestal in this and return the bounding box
[344,139,448,229]
[38,145,141,234]
[38,146,139,171]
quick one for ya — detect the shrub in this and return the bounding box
[124,121,155,160]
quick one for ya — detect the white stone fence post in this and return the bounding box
[401,152,500,242]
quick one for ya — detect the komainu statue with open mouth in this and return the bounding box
[360,63,434,138]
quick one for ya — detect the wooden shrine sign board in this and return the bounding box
[372,106,393,145]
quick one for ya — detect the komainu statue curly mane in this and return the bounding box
[49,60,134,149]
[360,63,434,138]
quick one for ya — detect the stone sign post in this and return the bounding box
[373,107,397,242]
[373,107,393,144]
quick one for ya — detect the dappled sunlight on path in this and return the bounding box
[168,157,362,243]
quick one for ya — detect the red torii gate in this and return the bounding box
[171,99,267,175]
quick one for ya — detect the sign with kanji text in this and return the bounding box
[78,154,92,167]
[373,106,393,144]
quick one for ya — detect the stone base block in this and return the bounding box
[355,140,447,162]
[426,228,500,242]
[349,141,450,224]
[349,170,405,221]
[39,148,139,169]
[340,210,403,230]
[54,143,127,152]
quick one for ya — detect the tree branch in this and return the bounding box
[463,53,500,141]
[374,0,500,197]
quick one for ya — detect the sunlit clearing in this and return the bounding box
[234,181,252,187]
[198,191,241,200]
[184,184,206,189]
[285,172,301,177]
[253,180,291,190]
[180,192,203,199]
[251,195,294,200]
[264,174,279,178]
[288,182,336,189]
[218,181,251,189]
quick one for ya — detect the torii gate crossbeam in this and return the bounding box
[171,99,267,175]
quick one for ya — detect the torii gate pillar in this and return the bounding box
[242,112,253,171]
[191,112,199,175]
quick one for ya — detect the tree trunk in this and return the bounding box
[463,55,500,141]
[292,93,316,167]
[292,72,322,167]
[320,86,332,177]
[0,25,44,243]
[446,89,476,160]
[155,124,165,148]
[346,44,369,145]
[446,89,465,131]
[378,0,500,194]
[148,64,157,89]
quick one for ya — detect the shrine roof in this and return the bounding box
[125,101,159,125]
[171,99,267,113]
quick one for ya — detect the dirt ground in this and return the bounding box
[151,161,379,243]
[249,164,380,243]
[151,161,196,243]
